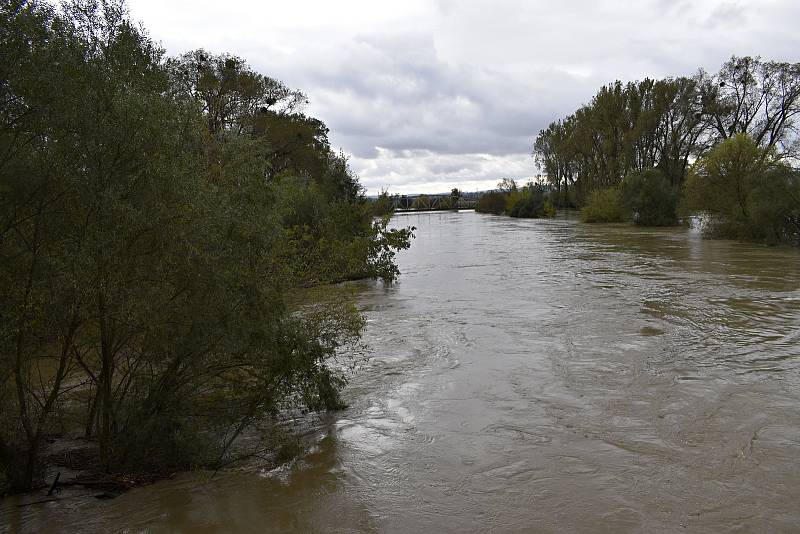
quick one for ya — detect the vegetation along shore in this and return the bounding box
[0,0,413,495]
[475,56,799,247]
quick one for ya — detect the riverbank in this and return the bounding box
[6,437,173,499]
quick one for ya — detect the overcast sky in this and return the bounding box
[128,0,798,194]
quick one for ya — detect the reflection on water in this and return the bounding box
[3,212,800,533]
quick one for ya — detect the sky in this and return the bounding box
[128,0,799,194]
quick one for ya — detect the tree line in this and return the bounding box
[531,56,800,242]
[0,0,412,492]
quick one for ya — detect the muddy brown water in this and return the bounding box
[3,211,800,533]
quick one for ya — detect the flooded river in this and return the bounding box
[4,211,800,533]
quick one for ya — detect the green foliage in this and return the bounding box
[548,187,576,209]
[535,77,706,205]
[0,0,412,491]
[620,169,680,226]
[364,217,416,283]
[508,184,557,218]
[748,168,800,244]
[475,191,507,215]
[534,56,800,210]
[580,188,625,223]
[504,190,523,214]
[370,190,395,217]
[684,134,799,244]
[476,182,556,219]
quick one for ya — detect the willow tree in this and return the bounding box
[0,0,411,492]
[700,56,800,155]
[684,134,800,243]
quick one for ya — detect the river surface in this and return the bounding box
[3,211,800,533]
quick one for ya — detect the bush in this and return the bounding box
[620,169,679,226]
[508,187,557,218]
[580,187,625,222]
[748,168,800,244]
[476,191,507,214]
[683,134,800,244]
[504,190,523,214]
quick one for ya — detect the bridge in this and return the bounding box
[390,194,477,213]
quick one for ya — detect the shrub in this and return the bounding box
[505,190,523,214]
[748,168,800,244]
[683,134,800,244]
[580,187,625,222]
[476,191,507,214]
[508,187,557,218]
[620,169,679,226]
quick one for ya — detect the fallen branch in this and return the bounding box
[47,471,61,496]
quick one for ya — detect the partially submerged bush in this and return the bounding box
[508,186,557,218]
[580,187,625,222]
[620,169,680,226]
[477,182,557,218]
[549,188,577,209]
[683,134,800,244]
[476,191,507,214]
[748,168,800,244]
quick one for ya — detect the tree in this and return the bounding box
[683,133,798,243]
[370,190,394,217]
[497,178,518,193]
[580,188,625,223]
[169,49,306,137]
[532,56,800,211]
[700,56,800,155]
[0,0,413,493]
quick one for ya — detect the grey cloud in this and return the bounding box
[704,2,747,28]
[289,36,586,160]
[129,0,800,194]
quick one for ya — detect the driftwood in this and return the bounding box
[47,471,61,496]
